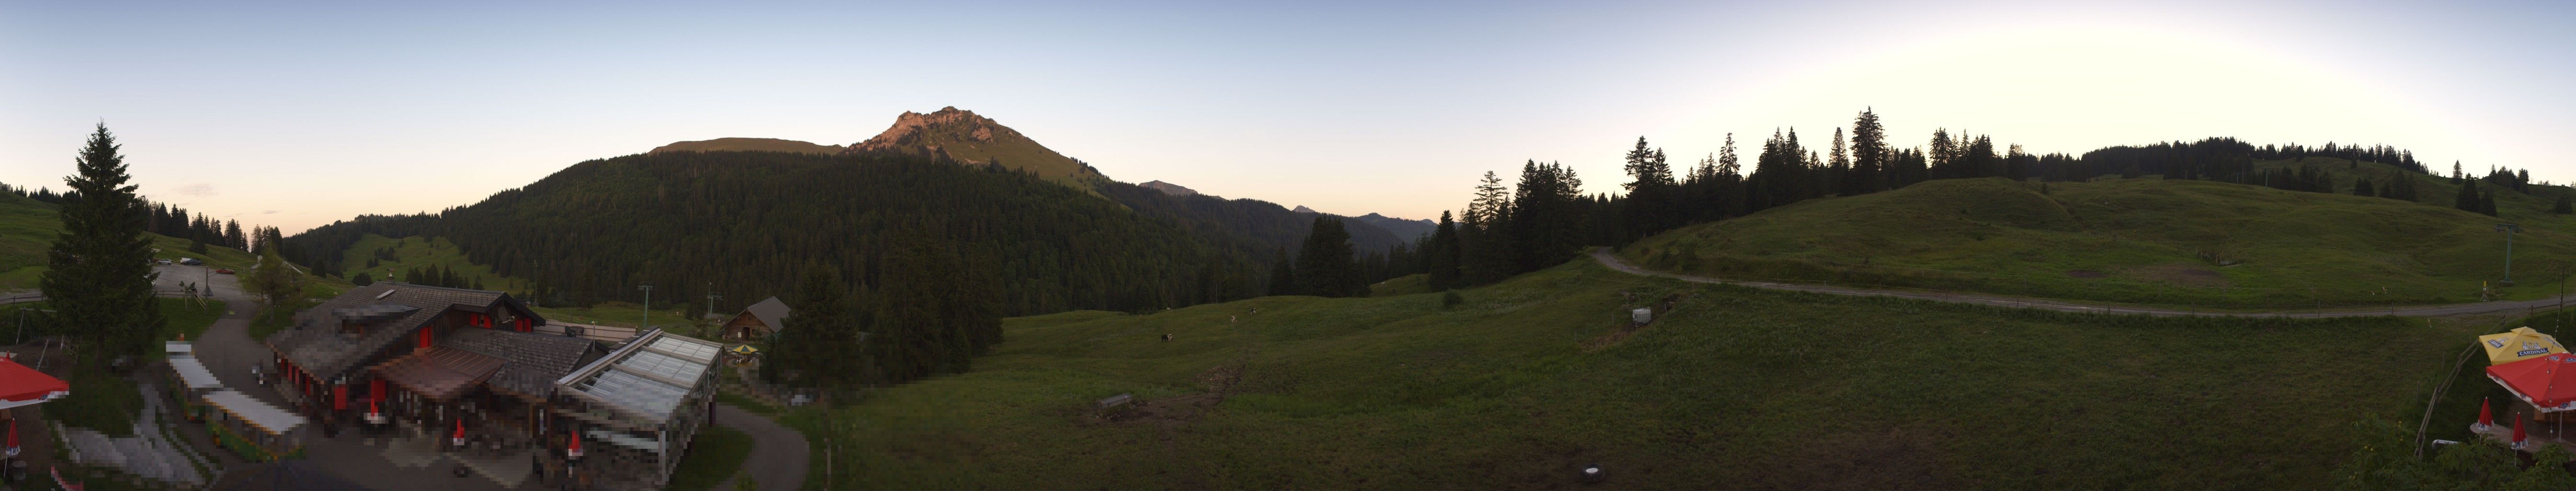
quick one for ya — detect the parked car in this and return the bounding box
[178,258,204,266]
[213,269,235,275]
[157,259,173,265]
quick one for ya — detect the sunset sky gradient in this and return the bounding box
[3,0,2569,233]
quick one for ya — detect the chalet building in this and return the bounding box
[269,282,727,490]
[265,284,605,459]
[719,296,791,340]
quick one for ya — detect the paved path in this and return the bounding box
[1590,248,2573,318]
[714,404,809,491]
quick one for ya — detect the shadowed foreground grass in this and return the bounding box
[805,260,2479,490]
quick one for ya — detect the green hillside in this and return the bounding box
[1622,162,2576,309]
[648,137,844,155]
[0,191,259,290]
[788,259,2472,489]
[332,234,519,290]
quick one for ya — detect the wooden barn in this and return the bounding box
[720,296,792,340]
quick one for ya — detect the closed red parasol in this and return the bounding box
[2481,398,2496,429]
[2515,415,2528,446]
[451,420,465,447]
[567,432,583,459]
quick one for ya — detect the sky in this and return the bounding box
[2,0,2570,234]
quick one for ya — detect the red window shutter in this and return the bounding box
[419,328,433,348]
[372,378,386,402]
[335,384,348,410]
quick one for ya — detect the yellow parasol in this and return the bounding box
[2481,327,2566,364]
[728,344,759,355]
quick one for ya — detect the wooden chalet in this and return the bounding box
[719,296,791,340]
[265,283,607,449]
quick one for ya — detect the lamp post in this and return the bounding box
[2499,223,2523,286]
[638,283,654,330]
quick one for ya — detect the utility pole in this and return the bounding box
[2498,223,2522,286]
[705,282,722,320]
[638,282,654,330]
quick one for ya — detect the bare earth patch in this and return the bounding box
[2128,263,2231,287]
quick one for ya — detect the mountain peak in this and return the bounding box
[1292,205,1318,214]
[842,107,1104,187]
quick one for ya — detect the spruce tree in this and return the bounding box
[1849,109,1886,194]
[2457,179,2482,213]
[2353,176,2374,197]
[41,124,165,362]
[1266,248,1296,296]
[1620,137,1675,240]
[1293,216,1363,298]
[1425,211,1462,290]
[780,268,866,387]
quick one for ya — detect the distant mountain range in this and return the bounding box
[1288,206,1435,240]
[1351,213,1436,240]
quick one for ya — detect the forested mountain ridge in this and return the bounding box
[282,151,1268,316]
[649,137,844,155]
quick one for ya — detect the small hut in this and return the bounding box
[201,389,310,461]
[719,297,792,340]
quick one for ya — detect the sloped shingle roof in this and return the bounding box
[440,328,607,398]
[267,283,511,379]
[742,296,791,332]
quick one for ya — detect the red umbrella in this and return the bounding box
[2515,415,2528,446]
[0,358,69,410]
[567,432,583,459]
[2489,353,2576,411]
[451,420,465,447]
[2482,398,2496,429]
[6,419,18,457]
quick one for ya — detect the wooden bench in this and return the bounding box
[1096,393,1134,410]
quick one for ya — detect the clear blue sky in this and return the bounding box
[3,0,2569,233]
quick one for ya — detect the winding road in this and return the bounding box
[1589,248,2571,318]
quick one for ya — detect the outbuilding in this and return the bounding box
[719,296,792,341]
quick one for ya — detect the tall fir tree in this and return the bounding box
[1828,128,1851,195]
[1849,108,1886,194]
[1620,137,1676,241]
[1266,248,1296,296]
[1425,211,1462,290]
[40,124,165,362]
[1293,216,1365,298]
[1460,171,1516,285]
[775,268,867,387]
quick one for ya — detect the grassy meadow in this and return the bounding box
[1623,160,2576,310]
[790,259,2480,490]
[0,191,261,291]
[332,234,521,289]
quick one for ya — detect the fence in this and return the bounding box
[1,288,193,306]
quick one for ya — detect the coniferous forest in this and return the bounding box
[277,150,1409,318]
